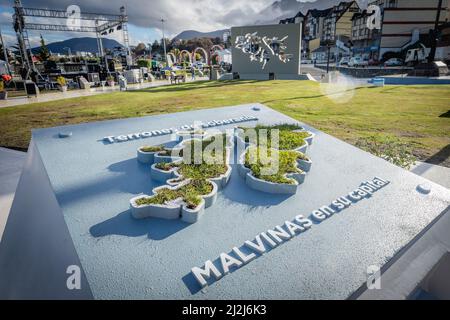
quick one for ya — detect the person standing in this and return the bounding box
[190,66,195,80]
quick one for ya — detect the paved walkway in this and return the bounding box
[301,64,372,86]
[0,147,26,242]
[410,161,450,189]
[301,64,327,81]
[0,77,209,108]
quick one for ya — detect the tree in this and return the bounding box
[184,37,214,52]
[161,37,172,52]
[151,40,160,54]
[211,54,219,65]
[170,48,181,62]
[181,52,191,63]
[194,52,202,62]
[38,34,50,62]
[133,43,147,56]
[224,35,232,49]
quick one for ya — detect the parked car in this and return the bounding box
[405,44,429,66]
[384,58,404,67]
[348,57,368,67]
[339,57,350,66]
[219,61,232,72]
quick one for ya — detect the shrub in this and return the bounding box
[140,145,164,152]
[136,59,151,68]
[240,123,309,150]
[297,152,309,161]
[135,179,213,209]
[355,135,416,169]
[56,76,66,87]
[240,124,310,184]
[177,135,230,178]
[155,162,177,171]
[244,146,304,184]
[179,163,228,179]
[184,194,202,209]
[138,134,229,209]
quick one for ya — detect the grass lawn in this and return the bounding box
[0,80,449,166]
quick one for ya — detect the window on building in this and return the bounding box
[387,0,397,8]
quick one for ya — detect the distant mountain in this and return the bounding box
[256,0,344,25]
[173,29,229,41]
[32,37,124,54]
[294,0,345,14]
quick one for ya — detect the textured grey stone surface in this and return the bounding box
[0,147,26,242]
[3,103,450,299]
[0,142,93,299]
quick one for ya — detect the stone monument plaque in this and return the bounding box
[0,104,449,299]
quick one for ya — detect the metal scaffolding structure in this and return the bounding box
[13,0,130,80]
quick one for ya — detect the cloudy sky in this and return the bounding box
[0,0,320,47]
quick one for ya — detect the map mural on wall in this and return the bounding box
[234,32,293,69]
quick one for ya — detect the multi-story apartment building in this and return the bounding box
[280,11,306,58]
[303,8,332,58]
[282,2,359,60]
[279,8,330,59]
[279,11,305,25]
[350,9,382,60]
[281,0,449,62]
[374,0,449,58]
[322,1,360,43]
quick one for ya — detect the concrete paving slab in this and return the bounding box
[411,161,450,190]
[0,147,26,241]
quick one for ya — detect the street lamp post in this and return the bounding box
[64,47,72,62]
[324,39,335,74]
[428,0,443,63]
[326,45,331,73]
[161,18,167,66]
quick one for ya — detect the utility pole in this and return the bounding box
[325,39,333,73]
[161,18,167,66]
[0,26,11,75]
[428,0,443,63]
[63,47,72,62]
[326,45,331,73]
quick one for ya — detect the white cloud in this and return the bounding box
[0,0,287,35]
[0,0,315,45]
